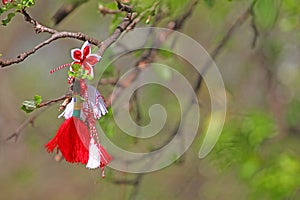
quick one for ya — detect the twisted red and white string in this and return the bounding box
[50,63,72,74]
[80,80,108,177]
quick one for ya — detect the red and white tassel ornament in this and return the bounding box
[46,41,111,177]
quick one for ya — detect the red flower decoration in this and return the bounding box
[2,0,13,4]
[71,41,101,78]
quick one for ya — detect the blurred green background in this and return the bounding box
[1,0,300,199]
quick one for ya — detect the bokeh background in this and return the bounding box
[1,0,300,199]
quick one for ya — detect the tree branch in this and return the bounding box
[0,0,146,68]
[105,0,195,107]
[171,0,198,30]
[107,1,200,198]
[0,9,101,68]
[6,109,46,142]
[5,94,70,142]
[3,2,138,141]
[211,7,251,61]
[108,3,253,198]
[0,31,100,68]
[52,0,89,25]
[97,13,134,56]
[116,0,133,13]
[20,9,57,34]
[37,95,70,108]
[99,0,133,16]
[98,4,122,16]
[126,1,159,31]
[194,7,251,92]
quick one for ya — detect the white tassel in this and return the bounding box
[86,85,108,119]
[58,86,108,120]
[58,99,74,119]
[86,138,100,169]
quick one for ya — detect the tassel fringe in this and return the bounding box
[45,117,90,164]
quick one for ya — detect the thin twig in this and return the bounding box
[250,17,259,48]
[97,13,135,56]
[96,1,139,55]
[37,95,70,108]
[126,1,159,31]
[106,0,195,107]
[20,9,57,34]
[107,1,200,198]
[116,0,133,13]
[0,31,100,68]
[52,0,89,25]
[171,0,199,30]
[132,90,142,143]
[6,109,47,142]
[194,7,251,92]
[128,173,144,199]
[108,3,252,198]
[99,0,133,16]
[98,5,122,16]
[5,93,70,142]
[211,7,251,60]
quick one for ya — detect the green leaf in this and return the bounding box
[71,63,81,72]
[24,0,35,7]
[102,2,118,10]
[16,0,35,8]
[0,4,14,17]
[82,72,93,80]
[68,70,75,77]
[20,106,33,113]
[21,100,36,113]
[2,12,15,26]
[34,95,42,106]
[20,94,42,113]
[253,0,280,30]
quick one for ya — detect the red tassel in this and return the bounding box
[45,117,90,164]
[99,145,112,168]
